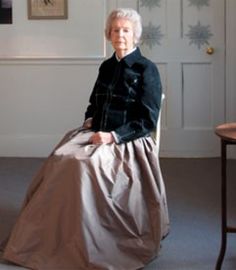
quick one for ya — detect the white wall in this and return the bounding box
[0,60,100,156]
[0,0,110,157]
[0,0,106,58]
[226,0,236,122]
[226,0,236,158]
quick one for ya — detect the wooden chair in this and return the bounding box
[152,93,165,153]
[152,93,170,237]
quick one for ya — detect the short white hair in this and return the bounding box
[105,8,142,45]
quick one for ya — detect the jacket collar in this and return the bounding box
[112,47,142,67]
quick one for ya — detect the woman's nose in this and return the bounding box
[118,30,124,36]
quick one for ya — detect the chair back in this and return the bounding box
[151,93,165,154]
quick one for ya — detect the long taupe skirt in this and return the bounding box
[3,129,169,270]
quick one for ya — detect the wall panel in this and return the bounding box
[182,63,212,129]
[0,0,106,59]
[0,60,100,156]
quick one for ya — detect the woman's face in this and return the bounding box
[110,18,135,56]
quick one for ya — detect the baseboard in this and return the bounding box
[0,134,62,157]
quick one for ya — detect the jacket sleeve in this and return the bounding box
[84,68,101,121]
[84,85,96,121]
[114,62,162,144]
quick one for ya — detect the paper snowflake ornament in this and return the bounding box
[188,0,210,10]
[139,0,161,10]
[142,22,164,49]
[186,21,213,49]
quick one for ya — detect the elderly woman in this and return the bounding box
[3,8,169,270]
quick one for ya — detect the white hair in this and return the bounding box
[105,8,142,45]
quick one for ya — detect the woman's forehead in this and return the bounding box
[111,18,133,28]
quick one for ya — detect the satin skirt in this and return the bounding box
[3,130,169,270]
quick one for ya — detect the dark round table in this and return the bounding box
[215,123,236,270]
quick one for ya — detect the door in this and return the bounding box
[110,0,225,157]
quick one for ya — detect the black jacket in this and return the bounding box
[85,47,162,144]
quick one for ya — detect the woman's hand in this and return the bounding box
[89,132,114,144]
[83,118,92,129]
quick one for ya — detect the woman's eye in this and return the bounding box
[112,28,131,34]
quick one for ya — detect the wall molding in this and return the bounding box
[0,57,105,65]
